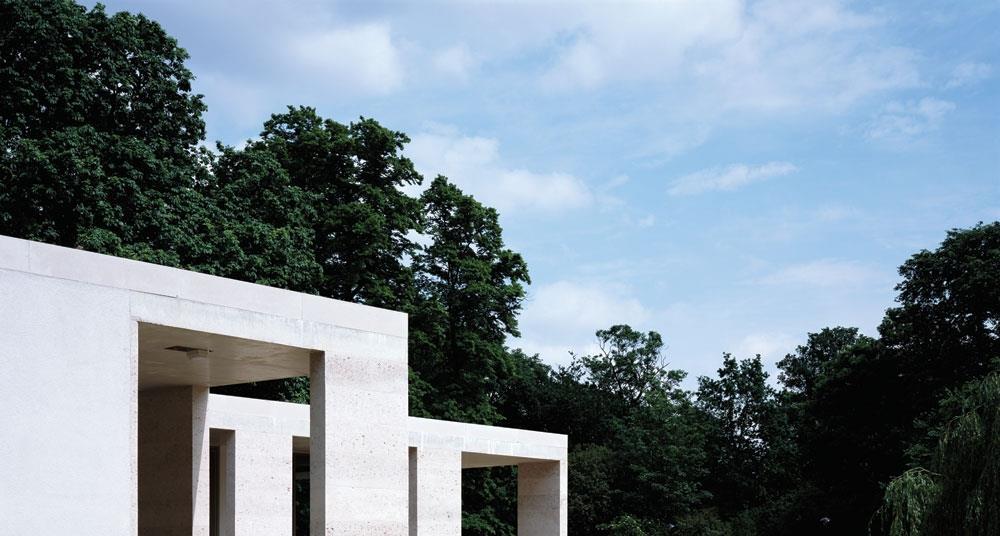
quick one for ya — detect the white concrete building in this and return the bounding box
[0,234,567,535]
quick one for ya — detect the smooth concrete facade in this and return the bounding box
[0,234,567,534]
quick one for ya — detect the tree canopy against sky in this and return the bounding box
[2,2,998,535]
[74,0,1000,386]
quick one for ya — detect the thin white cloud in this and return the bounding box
[196,72,270,131]
[290,23,403,94]
[865,97,956,144]
[758,259,880,287]
[540,0,742,91]
[406,129,592,213]
[516,280,652,366]
[538,0,919,114]
[736,332,799,361]
[945,61,992,89]
[432,45,477,82]
[668,162,798,196]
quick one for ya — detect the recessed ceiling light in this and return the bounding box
[165,345,212,360]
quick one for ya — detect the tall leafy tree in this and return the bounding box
[405,177,530,535]
[0,0,214,265]
[252,107,423,308]
[877,372,1000,536]
[558,326,710,535]
[778,327,872,398]
[208,143,322,290]
[409,176,530,424]
[213,110,425,402]
[880,222,1000,421]
[697,355,791,523]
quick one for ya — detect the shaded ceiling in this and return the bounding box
[138,323,312,390]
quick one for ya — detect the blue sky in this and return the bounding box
[96,0,999,384]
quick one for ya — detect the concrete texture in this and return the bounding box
[409,447,462,536]
[138,323,312,389]
[207,395,569,534]
[0,268,137,535]
[518,461,569,536]
[311,349,410,535]
[232,431,293,535]
[0,234,568,534]
[138,386,211,536]
[0,234,406,338]
[408,416,568,467]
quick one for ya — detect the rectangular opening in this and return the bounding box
[208,429,234,536]
[137,322,314,535]
[293,437,310,536]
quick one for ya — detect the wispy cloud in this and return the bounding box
[538,0,918,114]
[406,128,592,213]
[432,45,477,82]
[516,280,652,366]
[736,332,798,361]
[668,162,798,196]
[865,97,955,144]
[758,259,880,287]
[290,23,403,94]
[945,62,992,89]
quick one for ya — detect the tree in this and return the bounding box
[576,325,674,411]
[696,354,794,527]
[558,326,709,535]
[877,372,1000,535]
[251,107,424,308]
[880,222,1000,420]
[208,143,322,290]
[409,176,530,425]
[778,327,872,398]
[402,177,530,535]
[799,338,909,535]
[0,0,214,265]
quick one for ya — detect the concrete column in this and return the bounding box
[231,431,293,535]
[310,347,408,534]
[138,385,211,536]
[518,461,568,536]
[408,448,462,536]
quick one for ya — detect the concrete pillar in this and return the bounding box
[138,385,211,536]
[518,461,568,536]
[408,447,462,536]
[310,348,408,534]
[231,431,293,535]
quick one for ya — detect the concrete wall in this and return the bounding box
[311,346,409,535]
[207,396,298,536]
[208,395,569,535]
[518,461,568,536]
[0,266,137,535]
[231,431,293,535]
[0,235,568,534]
[138,386,210,536]
[409,448,462,536]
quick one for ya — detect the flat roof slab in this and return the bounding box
[139,324,312,389]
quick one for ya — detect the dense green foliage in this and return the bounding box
[877,372,1000,535]
[2,2,998,534]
